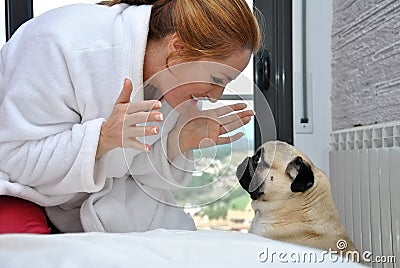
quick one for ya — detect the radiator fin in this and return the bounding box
[330,121,400,268]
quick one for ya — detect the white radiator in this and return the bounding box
[329,122,400,267]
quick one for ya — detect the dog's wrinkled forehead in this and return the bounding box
[261,141,303,167]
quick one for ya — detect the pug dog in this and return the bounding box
[236,141,358,254]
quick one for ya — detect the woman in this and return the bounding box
[0,0,261,233]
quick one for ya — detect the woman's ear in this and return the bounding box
[167,33,186,55]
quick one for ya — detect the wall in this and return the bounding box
[331,0,400,131]
[293,0,333,174]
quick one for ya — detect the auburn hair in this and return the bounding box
[98,0,261,63]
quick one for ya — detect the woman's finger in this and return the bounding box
[115,78,133,104]
[127,100,162,114]
[213,103,248,117]
[125,111,163,125]
[122,138,150,152]
[220,116,252,134]
[124,125,159,137]
[218,110,254,125]
[216,132,245,145]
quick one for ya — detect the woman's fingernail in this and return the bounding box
[155,113,163,121]
[145,144,150,152]
[156,101,162,109]
[151,127,159,134]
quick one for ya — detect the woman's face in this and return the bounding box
[157,49,252,108]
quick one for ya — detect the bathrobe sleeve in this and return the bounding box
[0,30,108,198]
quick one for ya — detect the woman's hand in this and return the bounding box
[96,79,163,159]
[167,103,254,159]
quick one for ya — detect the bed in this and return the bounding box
[0,229,364,267]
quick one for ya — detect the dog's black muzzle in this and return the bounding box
[236,148,265,200]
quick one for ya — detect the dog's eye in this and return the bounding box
[253,147,265,164]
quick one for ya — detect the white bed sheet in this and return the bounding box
[0,229,364,267]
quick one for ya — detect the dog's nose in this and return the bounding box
[236,156,265,200]
[249,189,264,200]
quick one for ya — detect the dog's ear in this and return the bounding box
[286,156,314,193]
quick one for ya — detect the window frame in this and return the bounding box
[5,0,33,40]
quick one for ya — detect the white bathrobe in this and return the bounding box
[0,3,196,232]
